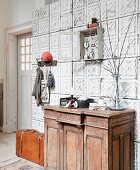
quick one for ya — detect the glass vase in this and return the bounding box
[109,74,125,111]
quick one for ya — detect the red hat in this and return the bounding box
[42,51,53,62]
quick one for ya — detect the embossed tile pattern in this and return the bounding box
[32,2,140,161]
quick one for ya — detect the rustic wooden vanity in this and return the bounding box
[44,106,135,170]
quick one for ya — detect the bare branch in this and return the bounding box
[105,3,117,74]
[118,41,132,69]
[119,13,135,59]
[104,43,115,72]
[100,64,114,74]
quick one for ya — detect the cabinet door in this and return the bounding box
[63,125,84,170]
[44,119,63,170]
[84,126,108,170]
[112,124,134,170]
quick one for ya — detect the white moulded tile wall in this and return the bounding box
[32,0,140,168]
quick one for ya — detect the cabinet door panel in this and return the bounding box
[113,139,120,170]
[45,119,63,170]
[112,134,131,170]
[124,135,131,170]
[87,136,102,170]
[84,126,108,170]
[112,122,134,170]
[64,125,83,170]
[47,127,58,168]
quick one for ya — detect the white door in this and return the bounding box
[18,33,32,129]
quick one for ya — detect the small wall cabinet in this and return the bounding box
[44,106,135,170]
[80,26,104,61]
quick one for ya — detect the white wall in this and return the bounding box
[0,0,9,79]
[0,0,36,80]
[6,0,35,27]
[31,0,140,169]
[0,0,44,132]
[35,0,45,9]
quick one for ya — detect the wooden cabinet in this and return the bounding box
[44,106,135,170]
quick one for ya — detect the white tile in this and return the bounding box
[60,30,72,47]
[102,19,118,38]
[87,3,101,23]
[122,99,139,111]
[32,22,39,37]
[138,38,140,57]
[50,16,60,32]
[119,37,137,57]
[138,0,140,12]
[32,50,40,63]
[120,80,137,99]
[73,8,86,27]
[32,37,39,50]
[50,0,60,17]
[103,38,118,60]
[61,13,72,30]
[32,64,38,78]
[119,0,136,17]
[51,77,60,94]
[50,47,59,60]
[73,32,80,61]
[39,34,50,49]
[32,9,39,22]
[138,14,140,56]
[73,26,87,32]
[32,105,44,121]
[73,62,85,77]
[135,142,140,170]
[61,0,72,14]
[135,121,140,142]
[119,15,137,37]
[60,62,72,77]
[40,6,49,19]
[50,32,59,47]
[60,77,72,94]
[73,78,85,96]
[100,60,115,77]
[87,0,100,6]
[39,18,50,35]
[120,58,137,79]
[39,48,50,58]
[101,0,118,21]
[60,46,72,61]
[50,94,60,105]
[87,78,100,96]
[138,58,140,100]
[101,78,114,97]
[86,62,100,77]
[32,119,44,133]
[73,0,86,11]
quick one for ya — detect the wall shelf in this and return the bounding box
[80,26,104,61]
[82,58,103,62]
[36,59,57,67]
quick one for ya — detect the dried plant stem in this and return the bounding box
[100,64,114,74]
[103,5,134,75]
[118,41,132,69]
[104,43,115,72]
[118,13,135,68]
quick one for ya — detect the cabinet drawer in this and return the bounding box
[58,112,82,125]
[85,116,108,129]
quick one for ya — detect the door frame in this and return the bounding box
[4,22,32,133]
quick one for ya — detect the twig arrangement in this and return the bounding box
[101,10,135,75]
[99,5,135,109]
